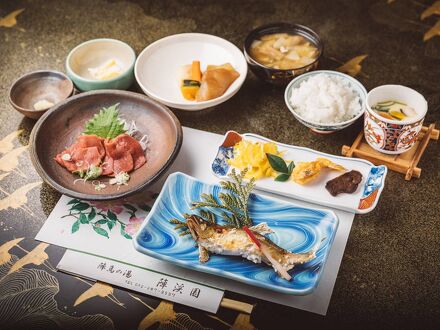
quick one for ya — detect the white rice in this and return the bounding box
[289,74,361,124]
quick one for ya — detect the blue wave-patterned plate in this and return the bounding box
[133,172,339,295]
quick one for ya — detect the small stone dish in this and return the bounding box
[244,22,323,85]
[66,38,136,91]
[9,70,74,119]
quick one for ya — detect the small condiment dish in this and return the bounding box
[9,70,74,120]
[135,33,248,111]
[66,38,136,91]
[284,70,367,134]
[364,85,427,154]
[244,23,323,86]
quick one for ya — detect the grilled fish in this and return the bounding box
[185,214,317,280]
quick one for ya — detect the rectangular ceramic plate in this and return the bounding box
[133,172,339,295]
[211,131,388,214]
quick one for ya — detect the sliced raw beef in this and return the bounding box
[101,154,114,176]
[110,134,146,170]
[73,134,106,158]
[103,134,146,175]
[70,146,102,171]
[54,135,105,173]
[55,133,146,177]
[104,136,135,174]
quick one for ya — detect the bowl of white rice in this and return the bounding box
[284,70,367,133]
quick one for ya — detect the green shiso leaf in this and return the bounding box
[83,103,126,139]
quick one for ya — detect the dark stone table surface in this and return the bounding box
[0,0,439,329]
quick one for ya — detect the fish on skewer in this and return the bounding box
[185,214,317,281]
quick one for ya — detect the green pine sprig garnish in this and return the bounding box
[191,169,255,228]
[266,153,295,182]
[198,209,217,224]
[169,217,191,236]
[83,103,126,139]
[169,169,256,233]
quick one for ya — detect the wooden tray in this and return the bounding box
[342,124,438,180]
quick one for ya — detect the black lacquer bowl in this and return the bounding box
[244,23,323,85]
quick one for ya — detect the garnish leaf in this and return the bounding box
[266,153,288,174]
[275,173,291,182]
[83,103,126,139]
[287,161,295,174]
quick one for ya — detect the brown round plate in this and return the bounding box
[30,90,183,201]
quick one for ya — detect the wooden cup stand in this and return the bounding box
[342,124,439,180]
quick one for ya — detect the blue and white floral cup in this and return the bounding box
[364,85,427,154]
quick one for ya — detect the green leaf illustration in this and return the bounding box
[95,219,108,225]
[79,213,89,224]
[83,103,126,139]
[138,203,152,212]
[71,220,80,233]
[67,199,80,205]
[88,208,96,221]
[107,220,115,231]
[122,233,132,239]
[120,224,132,239]
[107,210,117,222]
[70,202,89,212]
[123,204,138,213]
[93,226,109,238]
[266,153,288,174]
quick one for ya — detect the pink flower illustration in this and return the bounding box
[90,201,124,214]
[125,217,144,235]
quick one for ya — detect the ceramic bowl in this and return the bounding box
[364,85,427,154]
[66,38,136,91]
[135,33,248,111]
[30,90,183,201]
[9,70,74,119]
[244,23,323,86]
[284,70,367,134]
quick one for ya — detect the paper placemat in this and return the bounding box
[36,127,355,315]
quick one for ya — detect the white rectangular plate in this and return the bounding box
[211,131,387,214]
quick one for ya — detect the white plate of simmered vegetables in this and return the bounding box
[135,33,247,111]
[211,131,388,214]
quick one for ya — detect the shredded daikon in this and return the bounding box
[139,134,149,151]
